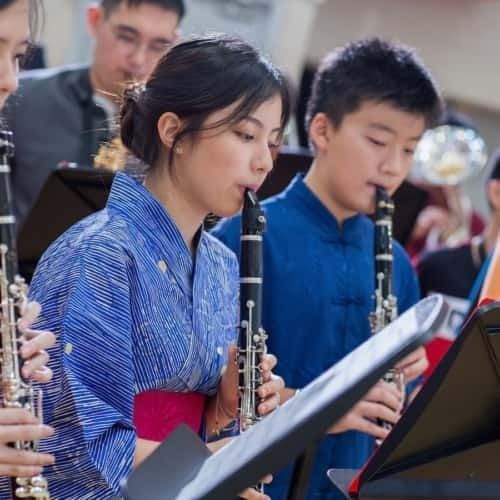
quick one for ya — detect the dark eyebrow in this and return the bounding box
[244,116,282,133]
[368,122,421,142]
[114,25,172,45]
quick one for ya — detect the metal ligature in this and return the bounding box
[369,187,404,433]
[238,189,268,434]
[0,130,50,499]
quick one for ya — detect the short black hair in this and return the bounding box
[100,0,185,20]
[306,38,443,132]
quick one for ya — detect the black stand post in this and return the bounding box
[287,440,320,500]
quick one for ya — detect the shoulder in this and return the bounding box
[6,64,89,117]
[261,188,295,216]
[203,231,238,267]
[393,239,412,265]
[37,209,132,273]
[211,213,240,238]
[30,210,134,306]
[19,64,89,88]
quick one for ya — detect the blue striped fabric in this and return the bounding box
[3,173,239,499]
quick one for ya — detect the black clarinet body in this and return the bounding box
[369,187,403,435]
[238,189,268,433]
[0,131,18,283]
[0,130,50,499]
[370,186,397,333]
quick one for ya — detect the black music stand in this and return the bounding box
[17,166,115,279]
[329,300,500,499]
[122,295,447,500]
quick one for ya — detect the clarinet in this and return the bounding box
[369,187,404,432]
[238,189,268,432]
[238,190,268,492]
[0,130,50,499]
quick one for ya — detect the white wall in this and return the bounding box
[308,0,500,111]
[40,0,89,67]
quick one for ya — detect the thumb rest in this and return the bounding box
[0,130,50,499]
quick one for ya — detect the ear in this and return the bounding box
[487,179,500,211]
[157,112,183,150]
[87,5,104,38]
[308,112,332,153]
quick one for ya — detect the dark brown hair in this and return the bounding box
[101,0,185,20]
[120,34,291,171]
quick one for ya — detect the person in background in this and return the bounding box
[0,0,55,484]
[5,0,185,230]
[213,38,442,499]
[418,148,500,377]
[406,108,486,261]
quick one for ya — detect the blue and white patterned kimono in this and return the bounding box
[17,173,239,499]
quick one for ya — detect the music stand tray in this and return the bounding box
[17,167,115,277]
[123,295,447,500]
[329,300,500,499]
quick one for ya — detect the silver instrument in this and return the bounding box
[412,124,488,247]
[0,131,50,499]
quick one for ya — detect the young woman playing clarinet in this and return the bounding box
[28,33,289,499]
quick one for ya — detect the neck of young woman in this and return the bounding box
[144,168,205,255]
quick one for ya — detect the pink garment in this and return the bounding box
[134,390,206,441]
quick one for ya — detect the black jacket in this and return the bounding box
[4,64,111,229]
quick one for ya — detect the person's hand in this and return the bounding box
[0,408,54,477]
[410,205,450,241]
[18,301,55,383]
[238,476,272,500]
[327,380,404,441]
[256,353,284,417]
[218,345,284,419]
[394,346,429,384]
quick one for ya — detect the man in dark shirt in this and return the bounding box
[4,0,185,229]
[418,147,500,370]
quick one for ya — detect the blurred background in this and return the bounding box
[37,0,500,216]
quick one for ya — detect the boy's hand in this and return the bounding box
[327,380,404,441]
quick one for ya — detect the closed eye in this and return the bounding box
[235,131,255,142]
[367,137,386,147]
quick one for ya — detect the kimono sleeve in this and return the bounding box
[29,240,136,498]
